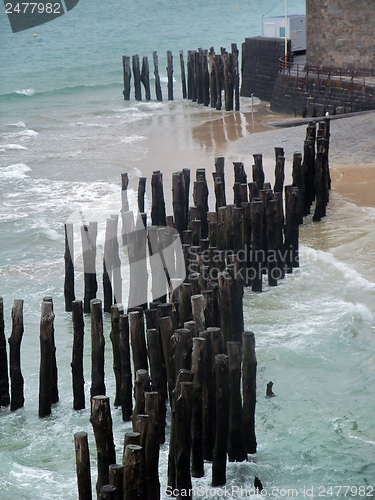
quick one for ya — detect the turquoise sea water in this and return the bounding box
[2,1,375,499]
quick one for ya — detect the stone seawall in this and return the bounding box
[270,73,375,116]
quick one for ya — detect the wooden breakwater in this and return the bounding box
[0,118,331,499]
[122,45,240,111]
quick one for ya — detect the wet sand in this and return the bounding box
[330,163,375,208]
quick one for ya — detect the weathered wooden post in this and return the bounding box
[39,300,54,418]
[212,354,229,486]
[214,54,222,110]
[43,295,59,405]
[274,150,285,195]
[218,271,232,345]
[179,51,187,99]
[123,444,142,500]
[172,171,188,236]
[227,342,247,462]
[140,56,151,101]
[266,199,278,286]
[122,56,131,100]
[119,314,132,421]
[202,49,210,106]
[90,298,105,398]
[223,52,234,111]
[191,336,205,478]
[232,43,240,111]
[81,222,98,313]
[228,264,244,343]
[0,298,10,407]
[71,300,85,410]
[132,369,151,429]
[98,485,117,500]
[151,171,166,226]
[193,179,209,239]
[9,299,24,411]
[64,223,75,312]
[103,217,114,313]
[109,464,124,500]
[110,304,123,407]
[209,47,217,108]
[74,431,92,500]
[159,315,176,403]
[137,177,146,214]
[129,310,148,374]
[146,329,167,444]
[144,392,161,500]
[251,200,263,292]
[132,55,142,101]
[167,50,173,100]
[242,331,257,454]
[292,152,304,224]
[285,186,300,271]
[90,395,116,495]
[191,294,205,333]
[153,51,163,102]
[175,381,194,498]
[134,413,149,499]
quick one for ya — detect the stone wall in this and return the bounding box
[306,0,375,75]
[270,73,375,115]
[240,37,290,101]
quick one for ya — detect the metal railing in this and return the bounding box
[278,58,373,86]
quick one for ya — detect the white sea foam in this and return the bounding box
[0,143,28,150]
[14,88,35,96]
[120,135,147,143]
[7,121,26,128]
[3,129,38,139]
[0,163,31,179]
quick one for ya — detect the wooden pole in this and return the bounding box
[178,282,192,325]
[172,171,187,236]
[251,200,263,292]
[173,329,193,378]
[153,51,163,102]
[214,54,222,110]
[42,296,59,406]
[134,414,149,499]
[71,300,85,410]
[123,444,142,500]
[129,310,148,374]
[252,154,265,191]
[191,294,205,333]
[159,315,176,403]
[151,171,166,227]
[140,56,151,101]
[132,369,151,430]
[144,392,161,500]
[74,431,92,500]
[132,55,142,101]
[98,485,117,500]
[193,180,209,239]
[39,300,54,418]
[242,331,257,454]
[9,299,24,411]
[138,177,146,214]
[90,395,116,495]
[191,337,205,478]
[179,51,187,99]
[218,271,232,345]
[231,43,240,111]
[292,152,304,224]
[103,218,114,313]
[212,354,229,486]
[209,47,217,108]
[175,381,193,498]
[64,223,75,312]
[110,304,123,407]
[119,314,132,421]
[0,298,10,407]
[81,222,98,313]
[122,56,131,101]
[167,50,173,100]
[109,464,124,500]
[90,298,105,398]
[227,342,247,462]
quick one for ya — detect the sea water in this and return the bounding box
[1,1,375,499]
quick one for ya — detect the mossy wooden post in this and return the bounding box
[191,337,205,478]
[191,294,205,333]
[227,342,247,462]
[137,177,146,214]
[242,331,257,454]
[175,381,193,498]
[110,304,123,407]
[251,201,263,292]
[74,431,92,500]
[132,369,151,430]
[109,464,123,500]
[123,444,142,500]
[129,310,148,374]
[39,300,54,418]
[159,315,176,403]
[119,314,132,421]
[167,50,173,100]
[90,299,105,398]
[122,56,131,100]
[132,55,142,101]
[168,370,193,490]
[144,392,161,500]
[140,56,151,101]
[90,395,116,495]
[252,154,265,191]
[64,223,75,312]
[179,51,187,99]
[212,354,229,486]
[0,298,10,407]
[231,43,240,111]
[153,51,163,102]
[81,222,98,313]
[9,299,24,411]
[146,329,166,444]
[71,300,85,410]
